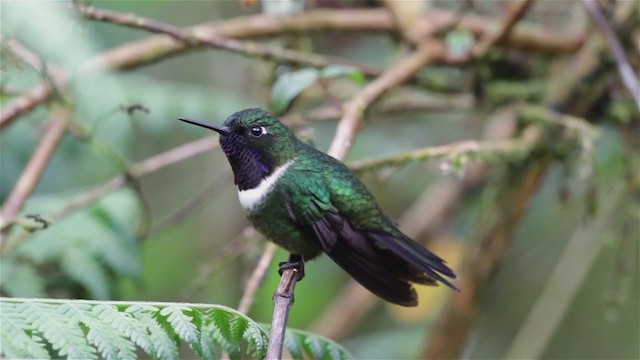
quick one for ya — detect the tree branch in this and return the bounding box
[582,0,640,110]
[0,137,218,255]
[349,138,534,174]
[328,41,445,159]
[76,5,382,75]
[472,0,536,57]
[0,7,583,129]
[0,107,71,245]
[267,268,300,360]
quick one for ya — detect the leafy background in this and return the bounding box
[1,0,638,359]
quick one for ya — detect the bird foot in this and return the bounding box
[278,254,305,281]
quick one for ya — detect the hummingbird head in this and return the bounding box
[178,108,300,190]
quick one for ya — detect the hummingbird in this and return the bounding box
[178,108,458,306]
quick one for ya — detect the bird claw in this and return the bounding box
[278,254,305,281]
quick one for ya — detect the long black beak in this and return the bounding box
[178,117,230,135]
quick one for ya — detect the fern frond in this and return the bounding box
[18,301,97,359]
[289,328,353,360]
[130,309,178,359]
[199,312,221,360]
[61,247,111,299]
[303,333,326,359]
[229,316,249,345]
[243,321,268,359]
[92,303,155,354]
[0,297,353,360]
[59,302,136,360]
[160,305,201,355]
[0,259,46,298]
[0,302,50,359]
[283,330,304,360]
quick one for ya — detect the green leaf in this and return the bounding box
[321,65,366,85]
[0,298,352,360]
[303,333,326,359]
[244,322,268,359]
[271,68,320,114]
[18,302,97,359]
[445,29,475,57]
[0,302,50,359]
[283,331,304,360]
[160,305,202,355]
[61,246,111,300]
[131,310,178,359]
[229,316,249,344]
[7,189,142,299]
[0,258,46,298]
[59,303,136,360]
[93,304,155,355]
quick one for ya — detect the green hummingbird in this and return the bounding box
[178,108,458,306]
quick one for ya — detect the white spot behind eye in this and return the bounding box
[249,126,267,137]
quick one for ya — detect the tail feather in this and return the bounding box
[369,232,459,291]
[311,212,458,306]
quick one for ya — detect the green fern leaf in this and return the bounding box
[283,331,304,360]
[199,310,221,360]
[93,303,155,355]
[1,298,352,360]
[160,305,201,354]
[211,308,233,342]
[60,302,136,360]
[0,258,47,297]
[288,328,353,360]
[229,316,249,344]
[0,302,50,359]
[244,322,268,359]
[130,309,178,359]
[18,301,97,359]
[61,247,111,299]
[208,317,239,354]
[303,334,326,359]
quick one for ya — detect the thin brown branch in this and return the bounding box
[0,73,67,130]
[0,107,71,245]
[237,242,277,314]
[5,39,44,70]
[472,0,537,57]
[267,268,300,360]
[328,41,445,160]
[0,8,583,129]
[582,0,640,110]
[0,137,218,255]
[76,5,381,75]
[349,138,534,174]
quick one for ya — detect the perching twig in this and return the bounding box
[267,268,300,360]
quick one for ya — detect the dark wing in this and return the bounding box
[282,169,457,306]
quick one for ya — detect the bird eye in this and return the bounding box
[249,126,266,138]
